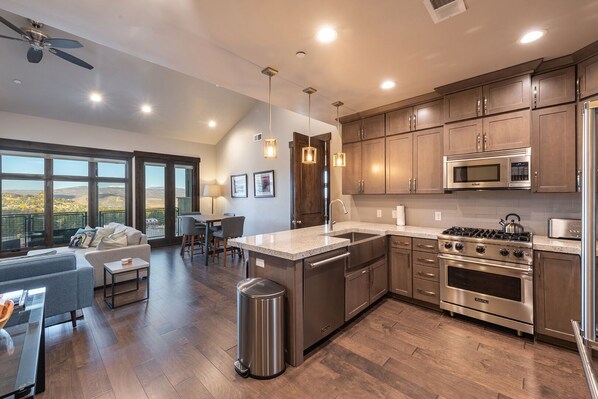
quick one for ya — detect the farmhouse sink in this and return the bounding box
[328,231,386,271]
[331,231,380,243]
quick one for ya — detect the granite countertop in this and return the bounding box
[532,235,582,255]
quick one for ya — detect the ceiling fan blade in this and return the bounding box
[45,38,83,49]
[0,34,26,42]
[0,15,28,38]
[27,47,43,63]
[48,47,93,70]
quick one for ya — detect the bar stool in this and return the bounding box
[213,216,245,267]
[180,216,205,259]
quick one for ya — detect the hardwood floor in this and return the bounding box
[38,246,589,399]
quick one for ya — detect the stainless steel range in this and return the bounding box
[438,227,533,335]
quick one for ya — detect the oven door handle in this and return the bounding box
[438,253,532,274]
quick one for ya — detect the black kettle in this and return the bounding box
[499,213,524,234]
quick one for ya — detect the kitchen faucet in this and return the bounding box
[328,199,348,231]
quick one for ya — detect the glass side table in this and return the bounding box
[0,288,46,399]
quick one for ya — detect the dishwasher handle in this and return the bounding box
[306,252,350,269]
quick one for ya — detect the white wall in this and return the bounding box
[0,111,217,214]
[215,101,346,236]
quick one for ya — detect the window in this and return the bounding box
[0,143,131,253]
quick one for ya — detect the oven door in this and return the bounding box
[445,157,509,189]
[439,254,533,324]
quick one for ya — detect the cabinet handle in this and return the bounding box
[483,97,488,114]
[483,132,487,151]
[476,134,481,152]
[417,271,436,278]
[394,240,410,246]
[361,180,365,193]
[577,77,582,100]
[409,115,412,131]
[577,170,582,192]
[416,244,435,249]
[413,179,417,192]
[476,99,481,116]
[416,289,436,297]
[409,178,412,192]
[416,257,435,263]
[532,86,537,109]
[413,114,417,130]
[534,171,538,190]
[360,126,365,140]
[362,269,368,275]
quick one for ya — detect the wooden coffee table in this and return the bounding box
[103,258,150,309]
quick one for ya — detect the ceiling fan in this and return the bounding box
[0,15,94,70]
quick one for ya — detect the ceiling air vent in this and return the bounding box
[254,133,263,142]
[423,0,467,24]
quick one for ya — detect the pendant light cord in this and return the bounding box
[308,92,311,147]
[268,75,272,138]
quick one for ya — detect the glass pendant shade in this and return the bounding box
[263,138,277,158]
[302,146,317,164]
[332,152,346,167]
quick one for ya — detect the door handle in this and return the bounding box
[307,252,350,269]
[296,220,302,225]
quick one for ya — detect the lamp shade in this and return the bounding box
[203,184,222,197]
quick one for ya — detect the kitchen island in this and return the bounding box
[229,221,584,366]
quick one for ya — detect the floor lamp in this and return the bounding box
[203,184,222,214]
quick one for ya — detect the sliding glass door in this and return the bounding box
[134,153,200,246]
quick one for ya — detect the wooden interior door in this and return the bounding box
[290,132,328,229]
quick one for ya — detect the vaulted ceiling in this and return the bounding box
[0,0,597,143]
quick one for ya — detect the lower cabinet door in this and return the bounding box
[390,248,412,297]
[370,258,388,303]
[345,268,370,321]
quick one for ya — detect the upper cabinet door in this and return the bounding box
[413,100,443,131]
[386,133,413,194]
[342,120,362,144]
[443,119,482,155]
[483,109,530,152]
[342,142,362,195]
[532,104,576,193]
[483,75,531,115]
[578,54,598,100]
[413,128,443,194]
[386,107,412,136]
[532,67,576,109]
[362,114,385,140]
[443,87,483,123]
[361,137,386,194]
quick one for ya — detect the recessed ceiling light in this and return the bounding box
[296,51,306,58]
[141,104,152,114]
[381,80,396,90]
[316,27,337,43]
[208,120,216,128]
[12,79,22,85]
[519,30,545,44]
[89,92,103,103]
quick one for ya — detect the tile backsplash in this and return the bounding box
[350,191,580,235]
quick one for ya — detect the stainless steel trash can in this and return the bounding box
[234,277,286,379]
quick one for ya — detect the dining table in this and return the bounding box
[188,214,234,266]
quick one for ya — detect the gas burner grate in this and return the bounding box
[442,226,531,242]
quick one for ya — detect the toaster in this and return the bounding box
[548,218,581,240]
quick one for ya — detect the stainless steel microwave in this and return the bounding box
[444,148,531,190]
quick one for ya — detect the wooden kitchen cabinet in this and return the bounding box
[345,267,370,321]
[386,128,443,194]
[342,120,362,144]
[578,54,598,100]
[342,142,362,194]
[483,109,530,152]
[444,119,483,155]
[370,258,388,303]
[342,137,385,195]
[442,75,530,124]
[535,251,581,343]
[531,67,576,109]
[385,100,443,136]
[342,115,385,144]
[532,104,576,192]
[389,236,412,297]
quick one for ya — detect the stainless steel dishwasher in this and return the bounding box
[303,248,349,350]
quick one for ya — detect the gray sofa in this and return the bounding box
[0,252,93,327]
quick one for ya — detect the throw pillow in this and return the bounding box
[123,227,142,245]
[91,226,115,247]
[97,233,128,250]
[75,227,97,249]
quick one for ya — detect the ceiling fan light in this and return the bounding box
[302,146,317,164]
[264,138,278,159]
[333,152,346,167]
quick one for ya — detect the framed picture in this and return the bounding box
[231,174,248,198]
[253,170,275,198]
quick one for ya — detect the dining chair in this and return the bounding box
[212,216,245,267]
[179,216,205,259]
[210,212,236,233]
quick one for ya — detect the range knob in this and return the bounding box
[454,243,464,251]
[513,249,524,258]
[444,242,453,250]
[476,245,486,254]
[499,248,510,257]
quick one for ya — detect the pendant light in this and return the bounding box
[302,87,317,164]
[262,66,278,159]
[332,101,346,167]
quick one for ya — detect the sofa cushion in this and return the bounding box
[122,227,142,245]
[69,227,97,249]
[0,252,77,282]
[97,232,127,250]
[91,226,115,247]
